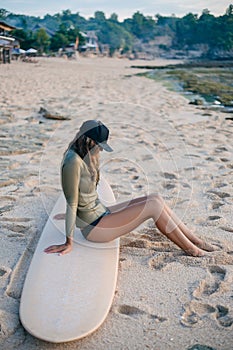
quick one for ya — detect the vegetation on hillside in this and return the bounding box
[1,5,233,58]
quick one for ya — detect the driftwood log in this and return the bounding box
[39,107,70,120]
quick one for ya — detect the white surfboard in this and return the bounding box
[20,177,119,343]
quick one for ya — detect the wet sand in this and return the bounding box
[0,56,233,349]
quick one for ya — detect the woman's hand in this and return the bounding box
[44,238,73,255]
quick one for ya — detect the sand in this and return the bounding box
[0,56,233,350]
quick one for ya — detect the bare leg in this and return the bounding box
[87,194,206,257]
[108,195,216,252]
[161,200,217,251]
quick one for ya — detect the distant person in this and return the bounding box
[45,120,217,256]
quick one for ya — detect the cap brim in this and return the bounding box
[98,142,113,152]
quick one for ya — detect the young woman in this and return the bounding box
[44,120,216,256]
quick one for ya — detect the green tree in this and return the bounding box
[197,10,216,49]
[34,28,50,53]
[98,21,133,55]
[174,13,198,48]
[109,13,118,22]
[21,17,28,30]
[215,5,233,52]
[12,28,27,41]
[0,8,9,19]
[226,4,233,16]
[61,9,72,21]
[11,28,34,50]
[57,22,70,35]
[50,32,69,50]
[67,27,82,43]
[156,14,178,34]
[127,11,157,41]
[94,11,106,23]
[50,24,85,51]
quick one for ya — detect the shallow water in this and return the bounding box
[143,65,233,112]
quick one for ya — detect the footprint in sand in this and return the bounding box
[211,201,224,210]
[181,302,233,328]
[122,228,175,253]
[114,304,167,322]
[0,204,14,214]
[181,301,215,327]
[205,156,216,162]
[0,195,17,202]
[1,217,32,223]
[193,266,226,298]
[1,223,31,238]
[208,215,222,221]
[0,267,9,277]
[220,157,230,163]
[122,238,151,249]
[0,266,11,283]
[141,154,154,161]
[115,304,145,317]
[148,253,176,270]
[1,218,33,239]
[220,226,233,233]
[205,215,226,227]
[207,190,230,199]
[131,175,139,181]
[214,146,229,153]
[161,172,178,180]
[181,265,233,329]
[216,305,233,327]
[163,182,176,190]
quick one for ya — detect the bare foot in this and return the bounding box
[196,241,220,252]
[185,247,206,257]
[53,213,65,220]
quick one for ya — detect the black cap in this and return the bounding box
[80,120,113,152]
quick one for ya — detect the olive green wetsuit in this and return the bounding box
[61,149,108,239]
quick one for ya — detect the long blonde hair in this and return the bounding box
[67,131,100,184]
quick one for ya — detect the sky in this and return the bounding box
[1,0,232,19]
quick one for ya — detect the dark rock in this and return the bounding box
[188,345,216,350]
[189,99,204,106]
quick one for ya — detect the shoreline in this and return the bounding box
[0,57,233,349]
[131,61,233,111]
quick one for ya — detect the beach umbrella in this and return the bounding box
[26,48,37,54]
[12,48,26,55]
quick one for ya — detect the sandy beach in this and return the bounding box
[0,56,233,349]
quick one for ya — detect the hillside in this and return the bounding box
[1,6,233,59]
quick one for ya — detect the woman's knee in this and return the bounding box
[148,193,164,205]
[145,193,164,221]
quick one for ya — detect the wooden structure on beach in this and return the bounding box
[0,21,16,63]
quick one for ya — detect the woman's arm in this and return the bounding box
[44,156,81,255]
